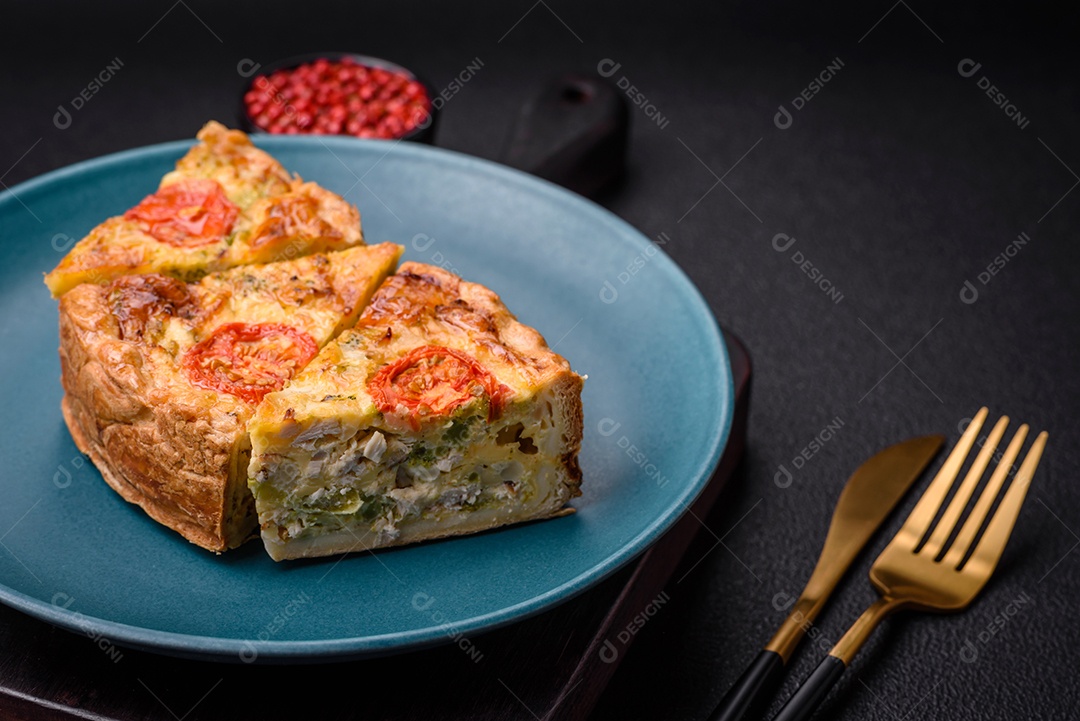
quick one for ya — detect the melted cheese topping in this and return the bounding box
[160,120,293,207]
[109,243,401,392]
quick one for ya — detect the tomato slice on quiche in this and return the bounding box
[58,243,402,552]
[45,121,364,297]
[182,322,320,404]
[368,345,511,429]
[123,179,240,247]
[247,262,584,561]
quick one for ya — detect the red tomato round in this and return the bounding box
[182,323,318,404]
[124,179,239,247]
[368,346,507,429]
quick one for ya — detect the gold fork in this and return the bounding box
[771,408,1049,721]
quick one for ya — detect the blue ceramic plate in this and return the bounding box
[0,137,732,661]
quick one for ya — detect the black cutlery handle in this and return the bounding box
[707,649,786,721]
[770,655,846,721]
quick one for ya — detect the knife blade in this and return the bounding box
[706,434,944,721]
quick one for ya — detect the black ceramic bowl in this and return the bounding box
[239,52,437,144]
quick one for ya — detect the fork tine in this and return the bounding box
[897,407,988,546]
[921,415,1009,557]
[942,424,1028,568]
[962,431,1048,578]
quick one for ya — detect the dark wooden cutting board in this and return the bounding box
[0,331,749,721]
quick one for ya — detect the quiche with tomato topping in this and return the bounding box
[247,263,584,560]
[45,121,364,297]
[59,243,401,551]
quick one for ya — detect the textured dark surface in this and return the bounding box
[2,2,1078,720]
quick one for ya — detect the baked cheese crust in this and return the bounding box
[248,262,584,560]
[59,244,401,551]
[45,121,364,297]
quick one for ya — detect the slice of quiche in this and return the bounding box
[247,262,584,561]
[59,243,401,551]
[45,121,364,297]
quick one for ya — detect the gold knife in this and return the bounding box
[706,434,944,721]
